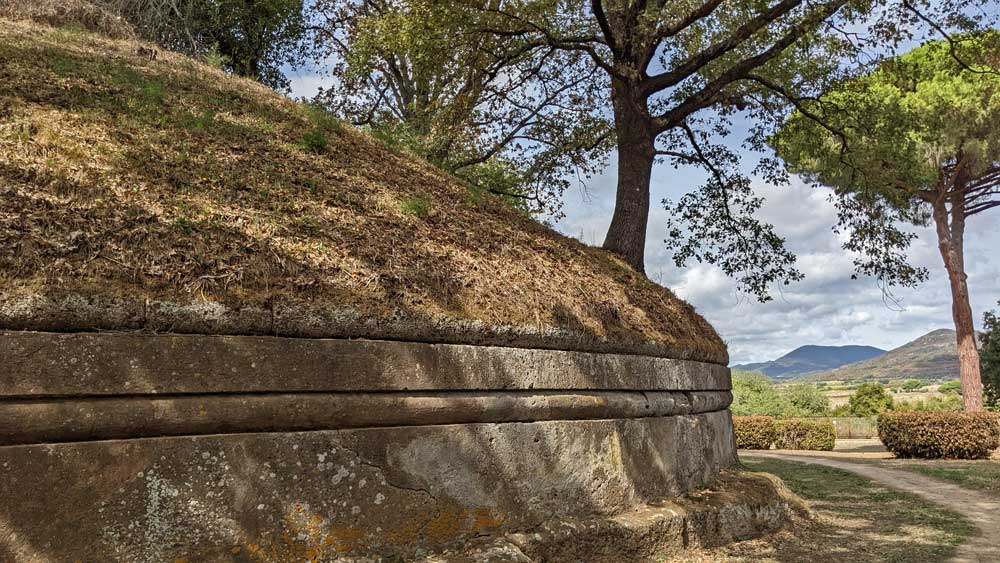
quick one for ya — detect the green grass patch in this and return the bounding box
[296,103,342,154]
[893,462,1000,497]
[736,457,973,562]
[183,109,216,133]
[399,196,429,218]
[297,127,329,154]
[50,55,80,76]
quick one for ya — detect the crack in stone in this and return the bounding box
[338,444,438,502]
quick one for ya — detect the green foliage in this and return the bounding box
[776,419,836,451]
[732,416,777,450]
[308,0,611,218]
[183,109,216,133]
[849,383,894,417]
[901,379,924,391]
[895,395,964,412]
[110,0,306,90]
[731,371,787,417]
[50,55,80,76]
[939,380,963,395]
[830,404,852,417]
[296,104,342,154]
[878,412,1000,459]
[203,45,227,70]
[732,372,833,417]
[297,128,328,154]
[786,383,831,415]
[983,303,1000,409]
[399,196,429,218]
[771,32,1000,288]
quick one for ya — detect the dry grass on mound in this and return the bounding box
[0,19,726,362]
[0,0,135,40]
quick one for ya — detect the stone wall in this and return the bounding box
[0,331,775,562]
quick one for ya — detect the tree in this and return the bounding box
[786,383,831,415]
[471,0,990,285]
[771,33,1000,411]
[849,383,893,416]
[982,302,1000,409]
[939,380,962,395]
[306,0,611,215]
[206,0,306,89]
[731,370,788,416]
[98,0,306,90]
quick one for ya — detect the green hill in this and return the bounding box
[806,330,960,382]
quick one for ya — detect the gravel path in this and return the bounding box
[743,452,1000,563]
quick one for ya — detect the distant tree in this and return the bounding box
[849,383,893,416]
[786,383,831,415]
[771,34,1000,411]
[305,0,611,216]
[98,0,307,90]
[731,370,789,417]
[901,379,924,391]
[939,380,963,395]
[981,303,1000,409]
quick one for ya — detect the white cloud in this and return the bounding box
[555,153,1000,365]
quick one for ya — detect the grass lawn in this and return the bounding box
[664,457,974,562]
[884,461,1000,498]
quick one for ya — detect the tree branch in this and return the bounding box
[641,0,806,96]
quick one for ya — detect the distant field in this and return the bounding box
[772,380,956,409]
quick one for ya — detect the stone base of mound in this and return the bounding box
[439,471,803,563]
[0,330,793,561]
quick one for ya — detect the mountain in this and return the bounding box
[806,329,960,382]
[732,345,887,379]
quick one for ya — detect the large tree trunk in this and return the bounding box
[932,198,985,411]
[602,78,655,273]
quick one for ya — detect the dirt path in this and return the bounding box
[743,452,1000,563]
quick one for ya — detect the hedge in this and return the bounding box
[775,419,836,451]
[878,411,1000,459]
[732,416,777,449]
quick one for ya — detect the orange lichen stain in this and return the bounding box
[423,507,469,543]
[246,503,370,561]
[472,508,505,532]
[230,546,241,554]
[328,526,366,553]
[383,516,427,544]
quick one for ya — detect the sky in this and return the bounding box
[285,69,1000,366]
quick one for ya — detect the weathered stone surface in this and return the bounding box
[0,390,733,445]
[438,471,804,563]
[0,414,738,562]
[0,331,761,561]
[0,292,728,363]
[0,331,730,397]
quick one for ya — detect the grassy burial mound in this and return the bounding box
[0,18,725,363]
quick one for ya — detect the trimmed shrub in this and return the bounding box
[732,416,777,449]
[775,419,836,451]
[878,411,1000,459]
